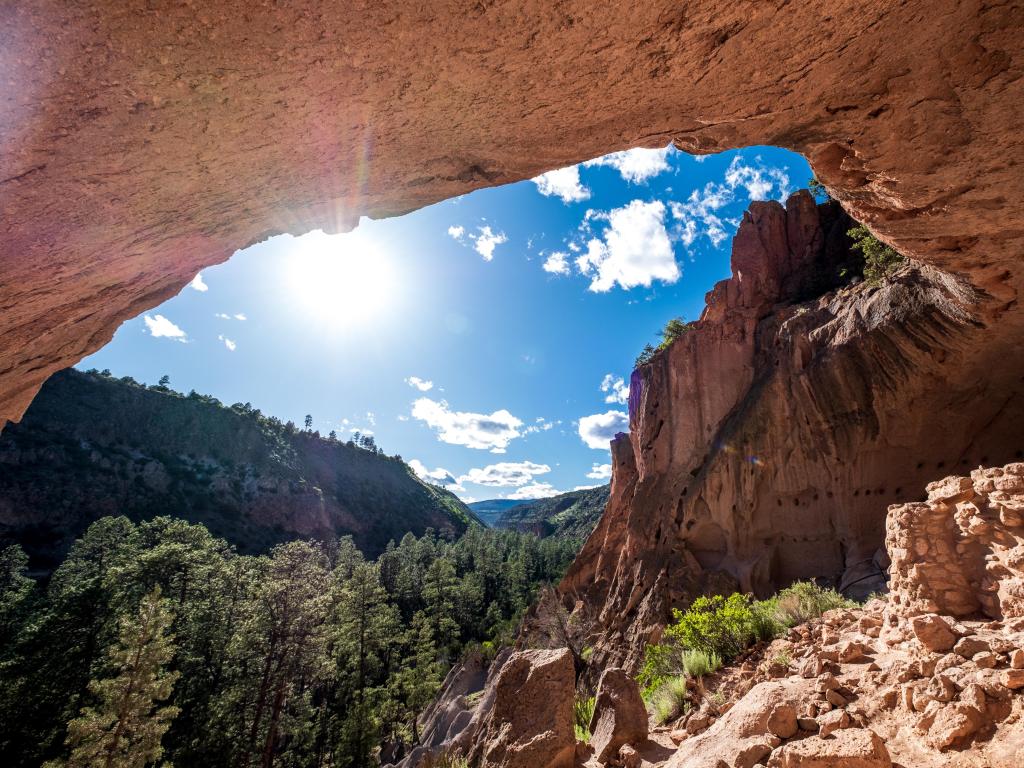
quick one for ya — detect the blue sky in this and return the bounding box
[79,145,811,503]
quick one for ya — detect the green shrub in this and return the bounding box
[769,581,856,628]
[808,177,829,201]
[651,677,690,724]
[682,648,722,679]
[424,752,470,768]
[750,598,785,642]
[666,593,755,662]
[574,695,595,742]
[847,225,904,283]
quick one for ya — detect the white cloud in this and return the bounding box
[473,225,507,261]
[600,374,629,405]
[143,314,187,342]
[573,484,600,491]
[532,165,591,204]
[459,461,551,488]
[542,251,570,276]
[405,376,434,392]
[218,335,236,351]
[578,410,629,450]
[411,398,524,452]
[408,459,459,487]
[574,200,678,292]
[507,482,561,500]
[215,312,247,321]
[666,155,793,251]
[724,155,791,202]
[447,225,465,240]
[189,273,208,292]
[586,463,613,480]
[669,181,735,249]
[584,146,673,184]
[234,313,247,321]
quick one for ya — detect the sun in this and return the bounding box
[285,228,397,331]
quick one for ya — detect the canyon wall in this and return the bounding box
[561,192,1024,671]
[1,1,1023,425]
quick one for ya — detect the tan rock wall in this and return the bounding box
[887,463,1024,620]
[562,195,1024,672]
[2,1,1023,425]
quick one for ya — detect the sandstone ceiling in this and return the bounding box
[1,0,1022,426]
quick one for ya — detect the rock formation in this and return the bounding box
[1,1,1023,427]
[453,648,577,768]
[404,467,1024,767]
[885,462,1024,621]
[561,192,1024,672]
[588,668,649,763]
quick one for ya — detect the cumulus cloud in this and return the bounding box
[450,223,508,261]
[724,155,791,201]
[215,312,247,321]
[473,226,508,261]
[600,374,629,405]
[667,155,792,250]
[234,313,247,321]
[586,463,613,480]
[218,335,236,351]
[574,200,678,292]
[143,314,187,342]
[189,273,208,292]
[507,482,561,500]
[583,146,673,184]
[573,484,600,491]
[459,461,551,488]
[542,251,571,276]
[411,398,524,452]
[405,376,434,392]
[408,459,459,487]
[578,410,629,450]
[669,183,732,247]
[532,165,591,203]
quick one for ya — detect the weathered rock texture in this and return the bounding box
[562,192,1024,672]
[588,667,649,762]
[886,462,1024,621]
[1,1,1023,425]
[454,648,576,768]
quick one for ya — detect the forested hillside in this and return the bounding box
[0,517,577,767]
[496,485,610,539]
[0,370,477,568]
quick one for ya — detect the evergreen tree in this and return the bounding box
[52,587,179,768]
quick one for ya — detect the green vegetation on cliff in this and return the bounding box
[0,517,577,767]
[493,485,610,540]
[0,370,478,567]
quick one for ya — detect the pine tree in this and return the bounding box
[53,587,179,768]
[422,558,459,659]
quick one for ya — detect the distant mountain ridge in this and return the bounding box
[0,369,479,567]
[474,485,610,539]
[467,498,528,526]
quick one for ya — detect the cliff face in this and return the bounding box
[1,0,1023,426]
[0,369,476,567]
[562,191,1024,671]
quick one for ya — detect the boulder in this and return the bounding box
[910,615,957,652]
[588,667,649,762]
[926,702,985,751]
[667,680,812,768]
[769,728,892,767]
[461,648,576,768]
